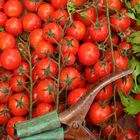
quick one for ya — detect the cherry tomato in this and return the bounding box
[43,22,63,44]
[4,0,23,17]
[29,28,44,49]
[95,84,113,102]
[137,113,140,128]
[5,17,22,36]
[0,32,16,51]
[36,78,56,103]
[36,103,53,116]
[0,104,10,125]
[116,76,132,94]
[107,0,121,11]
[88,102,112,125]
[8,93,29,116]
[66,20,86,41]
[0,82,13,104]
[60,67,81,90]
[78,42,100,66]
[36,58,58,79]
[135,94,140,100]
[1,48,21,70]
[0,12,8,27]
[50,0,67,9]
[0,0,5,11]
[35,40,54,58]
[69,0,87,7]
[22,13,41,32]
[6,116,26,138]
[67,88,87,105]
[32,85,39,105]
[0,70,12,82]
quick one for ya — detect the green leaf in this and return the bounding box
[125,0,131,9]
[80,12,88,20]
[132,45,140,53]
[119,92,140,114]
[132,81,140,93]
[128,57,139,70]
[136,19,140,25]
[126,12,136,20]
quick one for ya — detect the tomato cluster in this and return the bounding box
[0,0,140,139]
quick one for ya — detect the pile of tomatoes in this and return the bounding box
[0,0,140,139]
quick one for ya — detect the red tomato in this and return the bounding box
[4,0,23,17]
[0,0,5,11]
[37,3,55,21]
[88,102,112,125]
[0,12,8,27]
[35,40,54,58]
[36,58,58,79]
[110,13,131,32]
[43,22,63,44]
[22,13,41,32]
[61,36,79,55]
[78,42,100,66]
[0,32,16,51]
[66,20,86,41]
[114,50,129,70]
[116,76,132,94]
[31,52,41,66]
[95,84,113,102]
[0,104,10,125]
[1,48,21,70]
[84,66,99,84]
[6,116,26,138]
[94,61,112,78]
[36,78,56,103]
[107,0,121,11]
[51,9,69,27]
[69,0,87,7]
[32,85,39,105]
[106,34,119,47]
[0,82,13,104]
[5,17,22,36]
[110,101,123,117]
[60,67,81,90]
[50,0,67,9]
[67,88,87,105]
[36,103,53,116]
[74,7,96,26]
[29,28,43,49]
[116,129,139,140]
[23,0,43,12]
[0,70,12,82]
[137,113,140,128]
[10,75,26,92]
[135,94,140,100]
[8,93,29,116]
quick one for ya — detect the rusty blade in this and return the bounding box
[59,68,133,126]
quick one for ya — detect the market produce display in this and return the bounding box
[0,0,140,139]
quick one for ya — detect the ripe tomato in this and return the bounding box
[31,52,41,66]
[37,3,55,21]
[10,75,26,92]
[95,84,113,102]
[43,22,63,44]
[84,66,99,84]
[0,12,7,27]
[106,34,119,47]
[94,61,112,78]
[0,82,13,104]
[74,7,96,26]
[35,40,54,58]
[110,13,131,32]
[0,70,12,82]
[29,28,43,49]
[78,42,100,66]
[0,0,5,11]
[67,88,87,105]
[22,13,41,32]
[60,67,81,90]
[6,116,26,138]
[8,93,29,116]
[23,0,43,12]
[5,17,22,36]
[135,94,140,100]
[50,0,67,9]
[1,48,21,70]
[32,85,39,105]
[88,102,112,125]
[36,103,53,116]
[116,129,139,140]
[107,0,121,11]
[66,20,86,41]
[0,104,10,125]
[114,50,129,70]
[51,9,69,27]
[0,32,16,51]
[36,58,58,79]
[137,113,140,128]
[116,76,132,94]
[4,0,23,17]
[61,36,79,55]
[69,0,87,7]
[36,78,56,103]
